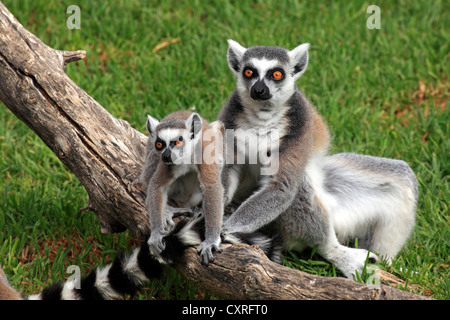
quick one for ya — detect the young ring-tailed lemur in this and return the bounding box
[219,40,418,279]
[0,216,282,300]
[139,110,226,265]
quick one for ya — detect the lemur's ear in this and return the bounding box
[146,114,160,138]
[288,43,309,79]
[227,39,247,75]
[186,113,203,139]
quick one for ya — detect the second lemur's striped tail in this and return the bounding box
[27,243,163,300]
[27,216,282,300]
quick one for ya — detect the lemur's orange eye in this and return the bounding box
[272,71,283,80]
[176,140,183,147]
[155,141,163,149]
[244,69,253,78]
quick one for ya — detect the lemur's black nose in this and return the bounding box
[251,80,272,101]
[255,87,265,95]
[162,151,172,163]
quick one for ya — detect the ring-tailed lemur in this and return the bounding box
[219,40,418,279]
[1,216,282,300]
[139,111,226,265]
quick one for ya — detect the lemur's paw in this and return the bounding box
[339,248,378,279]
[147,233,166,256]
[163,215,175,230]
[197,241,222,266]
[162,210,175,230]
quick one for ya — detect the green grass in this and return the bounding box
[0,0,448,299]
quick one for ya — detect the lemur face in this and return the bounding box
[227,40,310,108]
[154,128,189,164]
[241,57,288,102]
[146,113,203,165]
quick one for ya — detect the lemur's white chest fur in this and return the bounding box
[235,95,289,164]
[167,165,203,208]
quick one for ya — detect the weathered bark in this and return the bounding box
[175,244,429,300]
[0,3,431,300]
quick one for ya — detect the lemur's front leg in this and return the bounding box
[146,164,175,255]
[196,164,224,265]
[222,168,300,234]
[147,188,168,255]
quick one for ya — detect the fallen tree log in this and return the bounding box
[0,2,431,300]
